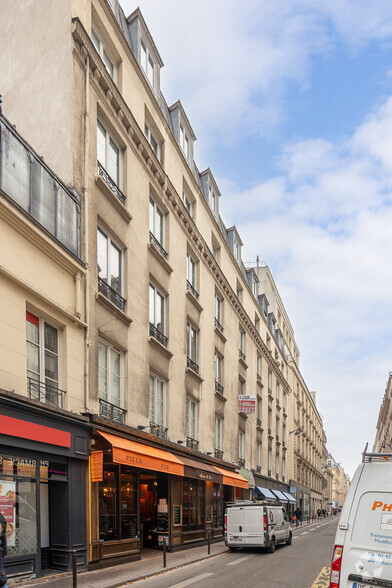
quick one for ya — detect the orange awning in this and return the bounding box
[215,467,248,489]
[97,430,184,476]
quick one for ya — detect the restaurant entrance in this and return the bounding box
[140,472,168,548]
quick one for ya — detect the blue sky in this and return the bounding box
[122,0,392,477]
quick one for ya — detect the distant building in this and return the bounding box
[374,371,392,452]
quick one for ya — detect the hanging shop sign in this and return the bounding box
[238,395,256,414]
[91,451,104,482]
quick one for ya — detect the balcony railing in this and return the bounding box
[97,161,126,205]
[214,449,224,459]
[99,398,126,424]
[256,418,262,427]
[187,437,199,451]
[256,465,261,473]
[214,318,224,333]
[98,277,126,312]
[268,428,272,437]
[215,380,224,395]
[149,231,168,259]
[149,323,168,347]
[268,469,271,477]
[187,357,199,374]
[239,458,245,469]
[239,349,246,362]
[257,373,261,382]
[149,422,168,440]
[268,388,273,398]
[276,435,281,445]
[276,398,280,408]
[186,280,199,299]
[28,378,64,408]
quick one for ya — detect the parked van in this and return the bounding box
[225,500,292,553]
[330,450,392,587]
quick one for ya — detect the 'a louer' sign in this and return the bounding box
[238,395,256,414]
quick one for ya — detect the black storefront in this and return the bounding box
[0,391,90,579]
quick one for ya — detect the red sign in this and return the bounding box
[0,497,14,523]
[91,451,103,482]
[0,415,71,447]
[238,395,256,414]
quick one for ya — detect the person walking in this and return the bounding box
[294,507,302,527]
[317,508,321,520]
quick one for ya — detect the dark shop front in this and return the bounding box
[0,392,90,579]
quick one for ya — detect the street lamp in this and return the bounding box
[289,429,301,436]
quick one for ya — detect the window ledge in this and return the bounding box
[214,390,227,402]
[256,424,264,432]
[148,335,173,359]
[214,326,227,343]
[238,411,248,420]
[239,357,248,370]
[186,367,204,383]
[148,242,173,274]
[95,175,132,224]
[186,289,203,313]
[256,379,264,389]
[96,292,132,326]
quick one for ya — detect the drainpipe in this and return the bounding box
[83,55,90,412]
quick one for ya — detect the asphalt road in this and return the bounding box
[127,517,338,588]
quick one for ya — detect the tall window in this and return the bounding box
[183,191,192,216]
[186,252,197,290]
[257,396,262,421]
[268,370,272,391]
[144,123,160,159]
[97,120,120,185]
[215,353,223,385]
[26,311,59,405]
[149,283,165,334]
[208,186,216,213]
[239,328,245,357]
[238,430,245,462]
[149,197,165,248]
[256,441,261,469]
[92,28,115,79]
[180,124,189,159]
[182,479,204,531]
[268,448,272,474]
[214,294,223,329]
[282,392,287,410]
[275,452,280,477]
[140,40,154,87]
[186,398,198,439]
[238,378,245,396]
[257,353,261,378]
[215,416,223,451]
[97,228,122,296]
[186,322,198,364]
[276,382,280,403]
[98,340,122,407]
[149,374,166,428]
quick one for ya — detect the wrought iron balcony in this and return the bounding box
[256,465,261,473]
[215,380,224,395]
[268,469,271,477]
[282,440,286,447]
[149,231,168,259]
[149,323,168,347]
[28,378,64,408]
[276,435,281,445]
[256,418,262,427]
[276,398,280,408]
[149,422,168,440]
[98,277,126,311]
[99,398,126,424]
[186,280,199,299]
[187,437,199,450]
[257,373,261,382]
[214,448,224,459]
[268,388,273,398]
[187,357,199,374]
[239,458,245,469]
[239,349,246,362]
[214,318,224,332]
[97,161,126,205]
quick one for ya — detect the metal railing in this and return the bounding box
[239,458,245,469]
[276,435,280,444]
[268,428,272,436]
[149,323,168,347]
[28,378,64,408]
[268,469,271,476]
[97,161,126,205]
[215,380,224,395]
[149,231,168,259]
[187,437,199,450]
[99,398,126,424]
[268,388,273,397]
[214,318,224,332]
[239,350,246,362]
[257,418,262,427]
[257,373,261,382]
[149,422,168,440]
[276,398,280,408]
[98,277,126,311]
[214,448,224,459]
[186,280,199,299]
[187,356,199,374]
[256,465,261,473]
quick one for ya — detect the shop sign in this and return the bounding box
[238,395,256,414]
[91,451,104,482]
[290,487,296,494]
[0,480,16,547]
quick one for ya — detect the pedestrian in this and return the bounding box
[317,508,321,520]
[294,507,302,527]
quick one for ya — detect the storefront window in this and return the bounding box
[212,483,223,528]
[99,464,137,541]
[120,467,137,539]
[182,478,204,531]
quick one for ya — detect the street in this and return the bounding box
[126,518,338,588]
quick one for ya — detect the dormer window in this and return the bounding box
[145,123,159,159]
[141,40,154,87]
[180,124,189,159]
[209,186,216,214]
[92,28,115,81]
[234,239,240,262]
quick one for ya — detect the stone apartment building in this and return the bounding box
[374,371,392,452]
[0,0,333,579]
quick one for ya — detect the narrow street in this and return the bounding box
[127,518,338,588]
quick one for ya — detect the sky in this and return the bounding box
[122,0,392,478]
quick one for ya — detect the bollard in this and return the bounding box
[72,550,77,588]
[207,529,211,555]
[162,538,167,568]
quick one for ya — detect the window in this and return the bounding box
[208,186,216,214]
[214,294,223,330]
[211,236,220,262]
[239,328,245,358]
[186,322,198,364]
[236,282,243,302]
[97,228,123,303]
[180,124,190,159]
[140,40,154,87]
[268,370,272,392]
[275,452,279,477]
[233,239,240,262]
[182,478,204,531]
[215,416,223,451]
[149,374,166,430]
[186,397,198,439]
[98,340,122,407]
[252,279,257,297]
[92,28,115,80]
[257,396,262,421]
[215,353,223,386]
[186,252,197,292]
[282,392,287,410]
[268,448,272,475]
[149,283,165,335]
[238,378,245,396]
[144,123,160,159]
[256,441,261,469]
[257,353,261,379]
[97,120,120,186]
[183,192,192,216]
[99,464,137,541]
[238,430,245,461]
[149,197,165,251]
[266,333,271,351]
[276,382,280,404]
[26,311,60,406]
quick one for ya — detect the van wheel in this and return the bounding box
[267,537,275,553]
[229,546,238,552]
[286,532,292,546]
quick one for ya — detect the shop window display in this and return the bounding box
[212,483,223,528]
[99,465,137,541]
[182,478,204,531]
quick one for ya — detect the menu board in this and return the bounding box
[173,504,182,526]
[206,505,212,523]
[157,512,169,532]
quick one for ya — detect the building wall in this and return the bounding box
[374,372,392,452]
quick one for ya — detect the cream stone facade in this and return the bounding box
[374,371,392,452]
[0,0,336,575]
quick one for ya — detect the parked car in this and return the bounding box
[225,500,292,553]
[330,448,392,587]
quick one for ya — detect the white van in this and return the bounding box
[330,451,392,587]
[225,500,292,553]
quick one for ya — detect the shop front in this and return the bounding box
[89,428,248,565]
[0,392,90,579]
